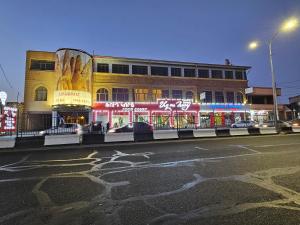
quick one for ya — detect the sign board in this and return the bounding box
[0,106,17,132]
[158,99,192,111]
[245,88,253,94]
[200,92,206,101]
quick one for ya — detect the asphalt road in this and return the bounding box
[0,134,300,225]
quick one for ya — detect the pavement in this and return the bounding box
[0,134,300,225]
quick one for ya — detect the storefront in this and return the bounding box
[199,104,250,128]
[93,100,250,129]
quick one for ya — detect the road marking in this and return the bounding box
[194,146,209,151]
[231,145,260,154]
[254,143,300,148]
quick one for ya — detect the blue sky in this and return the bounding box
[0,0,300,102]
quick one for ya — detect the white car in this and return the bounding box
[39,123,83,136]
[231,120,256,128]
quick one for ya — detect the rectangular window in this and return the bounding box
[30,60,55,71]
[172,90,182,99]
[134,89,149,102]
[97,63,109,72]
[225,71,233,79]
[171,67,181,77]
[152,89,162,101]
[215,91,224,103]
[112,88,129,101]
[226,92,234,103]
[112,64,129,74]
[236,92,243,103]
[151,66,168,76]
[204,91,212,103]
[211,70,223,79]
[244,71,247,80]
[198,69,209,78]
[132,65,148,75]
[162,90,169,98]
[235,71,243,80]
[184,68,196,77]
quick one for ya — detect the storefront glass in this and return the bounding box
[112,112,129,128]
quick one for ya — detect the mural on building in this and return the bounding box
[54,49,92,106]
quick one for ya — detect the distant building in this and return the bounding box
[289,95,300,119]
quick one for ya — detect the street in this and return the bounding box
[0,134,300,225]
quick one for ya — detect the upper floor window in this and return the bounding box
[235,71,244,80]
[134,89,149,102]
[96,88,109,101]
[198,69,209,78]
[172,90,182,99]
[132,65,148,75]
[112,64,129,74]
[215,91,224,103]
[162,90,169,98]
[211,70,223,79]
[35,86,47,101]
[184,68,196,77]
[226,92,234,103]
[225,71,233,79]
[97,63,109,73]
[152,89,162,101]
[151,66,168,76]
[186,91,194,99]
[112,88,129,101]
[171,67,181,77]
[203,91,212,103]
[236,92,243,103]
[30,60,55,71]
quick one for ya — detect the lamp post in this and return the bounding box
[248,17,299,130]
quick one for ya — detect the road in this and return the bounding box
[0,134,300,225]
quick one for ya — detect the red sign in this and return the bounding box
[0,106,17,132]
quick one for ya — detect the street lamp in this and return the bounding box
[248,17,299,130]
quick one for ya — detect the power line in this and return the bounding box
[0,63,13,89]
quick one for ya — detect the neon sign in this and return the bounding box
[158,99,192,111]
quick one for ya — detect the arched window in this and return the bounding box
[186,91,194,100]
[96,88,109,101]
[35,86,47,101]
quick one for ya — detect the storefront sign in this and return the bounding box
[202,104,249,112]
[158,99,192,111]
[0,106,17,132]
[53,90,91,106]
[105,102,135,108]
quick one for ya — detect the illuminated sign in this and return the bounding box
[0,91,7,105]
[158,99,192,111]
[53,90,91,106]
[0,106,17,132]
[105,102,135,108]
[54,49,92,106]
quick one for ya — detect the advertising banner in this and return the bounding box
[54,49,92,106]
[0,106,17,132]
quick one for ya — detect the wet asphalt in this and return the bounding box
[0,134,300,225]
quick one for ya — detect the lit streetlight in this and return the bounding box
[248,17,299,130]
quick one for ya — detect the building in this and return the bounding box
[289,95,300,119]
[24,48,252,130]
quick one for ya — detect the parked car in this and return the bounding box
[261,120,291,128]
[108,122,153,133]
[231,120,257,128]
[287,119,300,127]
[39,123,83,136]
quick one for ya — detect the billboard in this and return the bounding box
[54,49,92,106]
[0,106,17,132]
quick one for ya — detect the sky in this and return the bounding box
[0,0,300,103]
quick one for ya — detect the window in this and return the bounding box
[225,71,233,79]
[171,67,181,77]
[132,65,148,75]
[226,92,234,103]
[186,91,194,99]
[30,60,55,71]
[97,63,109,73]
[35,86,47,101]
[244,71,247,80]
[204,91,212,103]
[235,71,243,80]
[184,68,196,77]
[215,91,224,103]
[162,90,169,98]
[172,90,182,99]
[134,89,148,102]
[152,89,162,101]
[211,70,223,79]
[236,92,244,103]
[96,88,109,101]
[112,88,129,101]
[151,66,168,76]
[198,69,209,78]
[112,64,129,74]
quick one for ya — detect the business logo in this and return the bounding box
[158,99,192,111]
